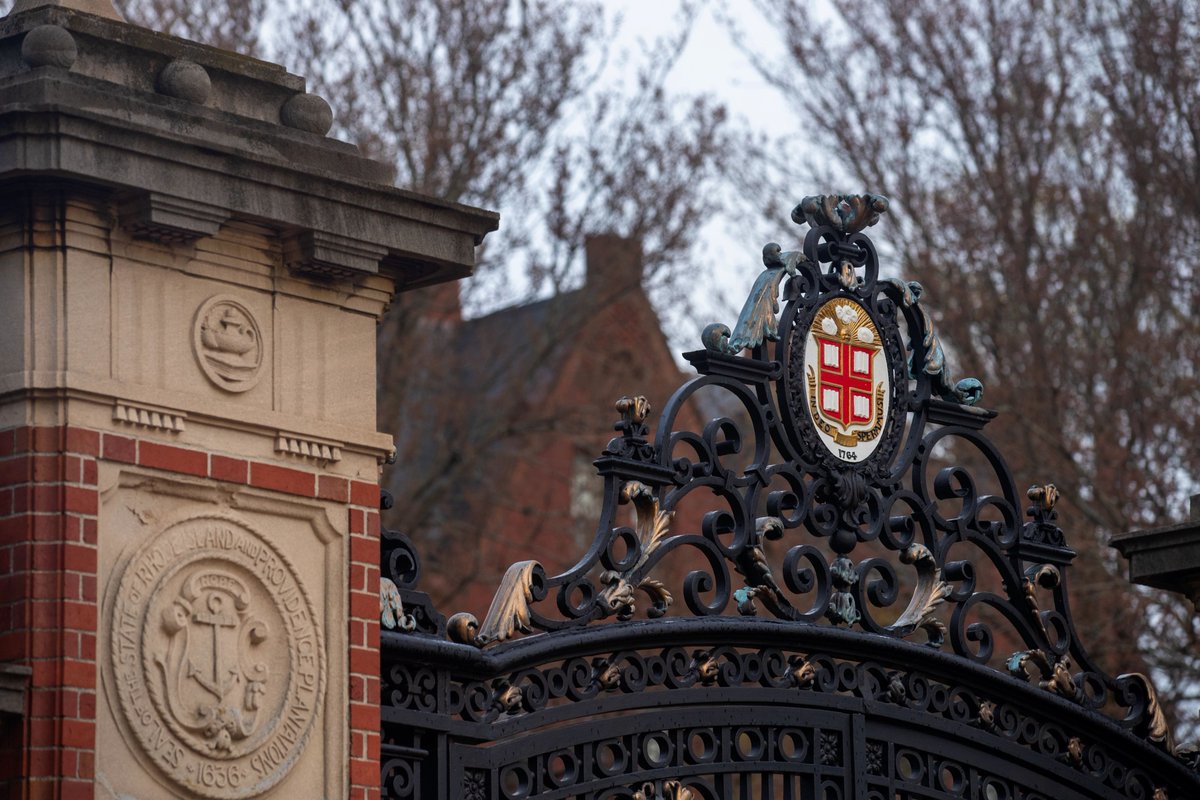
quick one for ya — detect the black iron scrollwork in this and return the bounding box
[380,526,445,637]
[390,194,1175,762]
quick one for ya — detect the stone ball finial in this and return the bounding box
[157,60,211,105]
[21,24,77,69]
[281,93,334,136]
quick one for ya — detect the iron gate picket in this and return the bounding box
[378,194,1200,799]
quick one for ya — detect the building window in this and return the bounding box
[570,452,602,545]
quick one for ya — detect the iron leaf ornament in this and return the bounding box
[384,193,1182,765]
[701,242,812,354]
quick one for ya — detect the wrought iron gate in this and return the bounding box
[379,195,1200,799]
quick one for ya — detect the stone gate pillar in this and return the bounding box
[0,2,498,798]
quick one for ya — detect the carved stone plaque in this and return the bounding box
[193,296,264,392]
[109,516,324,798]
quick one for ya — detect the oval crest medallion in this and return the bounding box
[802,298,890,462]
[109,516,324,798]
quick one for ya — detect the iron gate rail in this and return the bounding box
[379,195,1200,799]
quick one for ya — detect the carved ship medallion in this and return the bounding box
[193,296,264,393]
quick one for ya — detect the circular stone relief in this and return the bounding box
[109,517,324,798]
[193,296,264,392]
[801,297,891,463]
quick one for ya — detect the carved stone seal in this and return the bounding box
[193,296,263,393]
[109,516,324,798]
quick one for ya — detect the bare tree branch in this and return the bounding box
[750,0,1200,738]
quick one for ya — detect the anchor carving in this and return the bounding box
[154,569,270,753]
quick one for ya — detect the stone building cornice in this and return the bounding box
[0,4,499,287]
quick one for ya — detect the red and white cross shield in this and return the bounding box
[814,335,877,429]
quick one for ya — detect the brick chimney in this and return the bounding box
[421,281,464,325]
[585,233,644,295]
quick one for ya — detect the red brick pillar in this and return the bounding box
[0,425,100,800]
[0,3,494,798]
[348,481,383,800]
[0,424,390,799]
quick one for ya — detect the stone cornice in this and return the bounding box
[0,6,499,288]
[1,379,396,460]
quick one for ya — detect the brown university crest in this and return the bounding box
[803,298,888,460]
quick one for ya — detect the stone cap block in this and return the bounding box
[1111,502,1200,606]
[0,5,499,287]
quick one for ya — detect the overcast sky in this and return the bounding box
[599,0,793,350]
[614,0,782,122]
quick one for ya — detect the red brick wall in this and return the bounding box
[0,425,100,800]
[0,424,382,800]
[348,480,382,800]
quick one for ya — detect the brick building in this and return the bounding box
[389,235,711,619]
